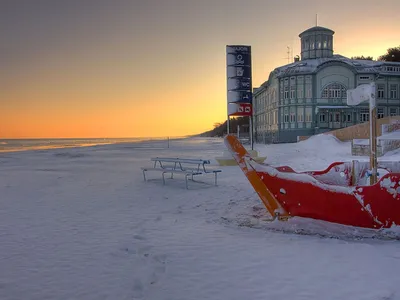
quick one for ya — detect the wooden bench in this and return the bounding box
[141,157,222,189]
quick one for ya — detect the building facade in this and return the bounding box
[253,26,400,143]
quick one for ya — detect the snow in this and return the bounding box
[353,131,400,146]
[379,130,400,140]
[354,139,370,145]
[274,55,386,77]
[1,136,400,300]
[252,158,355,194]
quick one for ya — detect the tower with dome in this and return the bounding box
[253,25,400,143]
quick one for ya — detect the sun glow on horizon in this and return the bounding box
[2,1,400,139]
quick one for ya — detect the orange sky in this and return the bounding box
[2,0,400,138]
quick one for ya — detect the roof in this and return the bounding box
[299,26,335,37]
[273,55,400,78]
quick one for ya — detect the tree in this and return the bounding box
[198,117,250,137]
[378,46,400,62]
[351,55,373,60]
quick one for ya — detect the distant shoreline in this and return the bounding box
[0,137,174,154]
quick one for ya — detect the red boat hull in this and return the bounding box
[225,135,400,229]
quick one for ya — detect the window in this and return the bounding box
[290,87,296,99]
[290,112,296,123]
[305,107,312,123]
[319,113,326,122]
[321,83,347,99]
[360,108,369,122]
[378,108,384,119]
[306,87,312,98]
[359,76,370,80]
[386,66,394,72]
[298,113,304,122]
[390,84,398,99]
[377,84,385,99]
[297,76,304,84]
[316,36,321,49]
[284,86,289,99]
[347,114,352,122]
[334,113,340,122]
[390,108,397,116]
[297,86,304,99]
[284,114,289,123]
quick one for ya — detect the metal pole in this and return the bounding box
[369,82,378,185]
[249,116,254,150]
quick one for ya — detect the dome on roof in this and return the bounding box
[299,26,335,60]
[299,26,335,37]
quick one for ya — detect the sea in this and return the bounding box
[0,137,173,153]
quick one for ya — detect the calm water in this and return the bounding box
[0,137,170,153]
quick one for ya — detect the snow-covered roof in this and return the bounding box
[273,55,400,78]
[299,26,335,37]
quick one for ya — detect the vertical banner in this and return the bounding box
[226,45,252,112]
[226,45,253,146]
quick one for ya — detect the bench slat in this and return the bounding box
[151,157,210,164]
[141,167,201,175]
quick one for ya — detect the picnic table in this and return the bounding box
[141,157,222,189]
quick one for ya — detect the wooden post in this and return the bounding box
[351,160,357,186]
[369,83,378,185]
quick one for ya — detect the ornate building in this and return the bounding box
[253,26,400,143]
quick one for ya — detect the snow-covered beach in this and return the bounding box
[1,136,400,300]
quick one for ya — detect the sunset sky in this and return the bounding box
[2,0,400,138]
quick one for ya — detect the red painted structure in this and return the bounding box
[225,135,400,229]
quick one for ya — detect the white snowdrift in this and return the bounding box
[1,137,400,300]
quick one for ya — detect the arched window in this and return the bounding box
[321,83,347,99]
